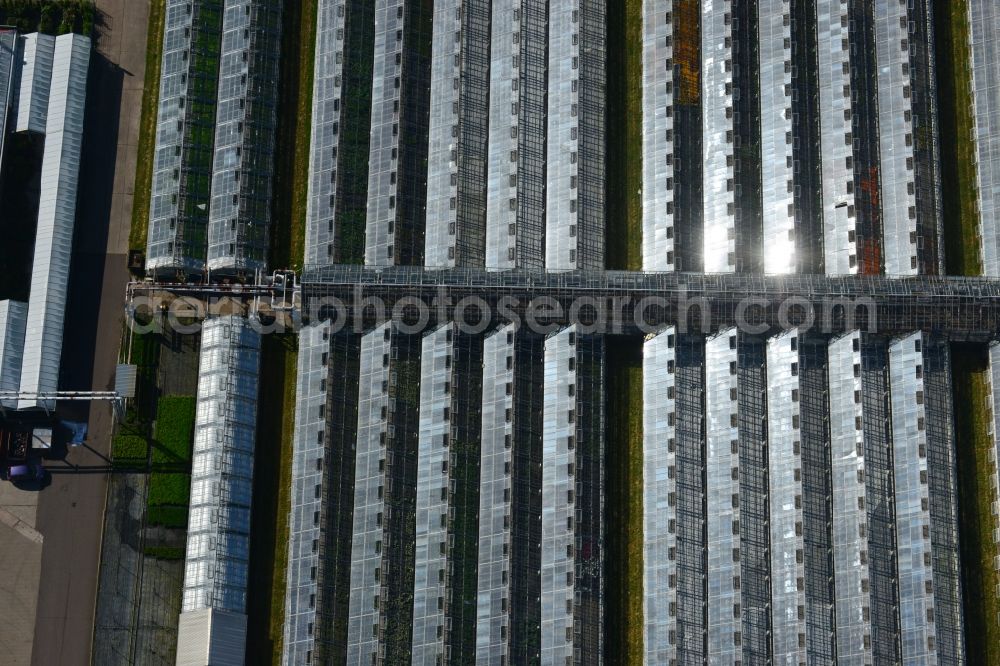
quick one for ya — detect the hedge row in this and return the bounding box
[0,0,96,38]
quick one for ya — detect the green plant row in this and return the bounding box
[152,396,196,464]
[146,505,189,530]
[111,434,148,465]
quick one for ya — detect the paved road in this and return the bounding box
[0,484,43,666]
[29,1,151,665]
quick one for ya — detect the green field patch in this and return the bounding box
[147,473,190,509]
[152,396,195,465]
[111,434,149,466]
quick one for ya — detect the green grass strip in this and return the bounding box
[128,0,165,252]
[604,338,644,663]
[936,0,980,276]
[242,334,298,665]
[935,3,1000,659]
[605,0,643,270]
[269,0,316,271]
[952,347,1000,664]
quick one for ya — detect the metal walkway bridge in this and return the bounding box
[298,267,1000,339]
[128,267,1000,340]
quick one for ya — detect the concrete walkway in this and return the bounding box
[0,484,43,666]
[25,1,152,665]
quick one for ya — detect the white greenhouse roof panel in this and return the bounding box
[642,329,677,664]
[346,322,392,663]
[758,0,796,274]
[411,325,454,661]
[544,0,582,271]
[641,0,676,272]
[423,0,462,269]
[969,0,1000,276]
[827,331,873,662]
[206,0,281,274]
[817,0,859,275]
[364,0,405,267]
[180,316,261,617]
[876,2,918,276]
[766,330,807,664]
[0,300,28,409]
[15,32,55,134]
[475,324,516,662]
[483,0,519,270]
[544,0,604,271]
[304,0,348,269]
[888,333,937,662]
[18,33,90,411]
[281,322,331,664]
[541,326,577,664]
[704,329,741,662]
[701,0,735,273]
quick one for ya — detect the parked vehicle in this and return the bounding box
[6,463,45,482]
[0,428,45,483]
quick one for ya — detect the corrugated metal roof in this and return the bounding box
[0,30,19,179]
[15,33,55,134]
[176,608,247,666]
[0,300,28,408]
[18,33,90,410]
